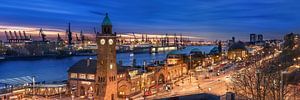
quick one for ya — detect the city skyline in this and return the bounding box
[0,0,299,40]
[1,1,300,99]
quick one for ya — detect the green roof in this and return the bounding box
[102,13,112,26]
[190,48,201,53]
[168,46,215,55]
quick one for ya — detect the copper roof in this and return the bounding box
[68,59,129,74]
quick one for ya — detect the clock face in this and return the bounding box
[100,39,105,45]
[109,39,114,45]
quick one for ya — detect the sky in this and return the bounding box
[0,0,299,41]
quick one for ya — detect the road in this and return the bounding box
[132,49,281,100]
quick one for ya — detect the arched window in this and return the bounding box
[80,86,85,96]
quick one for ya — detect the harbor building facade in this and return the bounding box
[67,14,188,99]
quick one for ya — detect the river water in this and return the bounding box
[0,46,215,82]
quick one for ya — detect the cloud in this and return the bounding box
[0,0,299,40]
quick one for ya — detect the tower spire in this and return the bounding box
[101,13,113,34]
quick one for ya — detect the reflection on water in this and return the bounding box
[0,46,215,82]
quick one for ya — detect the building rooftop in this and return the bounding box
[209,47,220,55]
[168,46,215,56]
[102,13,112,26]
[68,59,130,74]
[287,68,300,85]
[67,59,97,74]
[228,41,247,51]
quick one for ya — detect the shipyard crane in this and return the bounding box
[9,31,14,42]
[80,30,85,44]
[174,33,178,46]
[14,31,19,42]
[18,31,23,41]
[131,32,138,44]
[57,33,63,42]
[39,28,47,42]
[67,23,72,45]
[75,34,80,41]
[23,31,27,40]
[4,31,10,42]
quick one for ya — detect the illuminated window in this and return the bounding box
[81,81,91,85]
[79,74,86,79]
[131,88,136,91]
[70,73,77,78]
[110,64,113,69]
[119,92,125,95]
[87,74,95,80]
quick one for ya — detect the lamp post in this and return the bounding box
[189,54,192,70]
[256,70,261,100]
[32,76,35,99]
[280,71,288,100]
[295,57,300,65]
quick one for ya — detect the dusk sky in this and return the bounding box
[0,0,300,40]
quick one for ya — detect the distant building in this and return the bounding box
[0,40,4,55]
[232,37,235,43]
[257,34,263,42]
[227,41,248,60]
[283,32,300,49]
[250,34,256,44]
[228,37,235,46]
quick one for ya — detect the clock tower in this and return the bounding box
[95,13,118,100]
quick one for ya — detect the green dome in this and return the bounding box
[102,13,112,26]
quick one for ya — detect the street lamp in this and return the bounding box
[189,54,192,70]
[280,71,288,100]
[293,57,300,65]
[32,76,35,99]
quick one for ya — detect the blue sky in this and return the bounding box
[0,0,299,40]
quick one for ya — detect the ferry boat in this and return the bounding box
[0,56,5,61]
[132,44,152,53]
